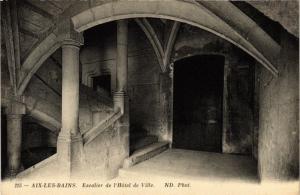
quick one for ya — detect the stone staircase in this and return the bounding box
[123,141,169,168]
[130,135,159,153]
[16,83,114,136]
[2,45,168,180]
[13,69,169,179]
[9,59,119,179]
[127,130,170,169]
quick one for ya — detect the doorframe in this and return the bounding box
[222,57,230,153]
[168,53,229,153]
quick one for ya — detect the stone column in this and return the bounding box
[116,20,128,93]
[114,20,128,113]
[57,38,83,178]
[61,42,80,136]
[113,20,130,172]
[5,100,26,178]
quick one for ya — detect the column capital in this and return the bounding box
[58,19,84,47]
[61,40,82,48]
[117,19,129,26]
[5,98,26,116]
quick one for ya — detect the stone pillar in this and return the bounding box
[57,36,83,178]
[114,20,128,113]
[5,100,26,178]
[60,43,80,136]
[113,20,130,172]
[116,20,128,93]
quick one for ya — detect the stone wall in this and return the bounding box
[1,42,10,90]
[83,122,128,180]
[127,21,168,141]
[258,30,299,181]
[22,118,57,150]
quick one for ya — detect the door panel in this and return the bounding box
[173,55,224,152]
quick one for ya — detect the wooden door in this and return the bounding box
[173,55,224,152]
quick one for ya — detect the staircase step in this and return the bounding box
[17,154,57,179]
[130,135,158,153]
[123,142,169,168]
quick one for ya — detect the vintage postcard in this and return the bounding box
[1,0,299,194]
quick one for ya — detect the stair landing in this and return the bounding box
[123,141,169,168]
[119,148,258,182]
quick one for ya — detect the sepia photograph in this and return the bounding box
[1,0,299,194]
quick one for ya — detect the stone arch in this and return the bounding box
[18,0,280,95]
[172,52,227,65]
[17,33,62,95]
[71,1,279,74]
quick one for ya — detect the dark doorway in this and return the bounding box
[92,75,111,96]
[173,55,224,152]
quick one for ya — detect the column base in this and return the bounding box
[57,133,84,178]
[113,91,126,113]
[113,92,130,161]
[114,91,129,125]
[5,101,26,180]
[5,165,24,179]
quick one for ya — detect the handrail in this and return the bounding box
[27,109,61,133]
[17,154,57,178]
[83,109,123,145]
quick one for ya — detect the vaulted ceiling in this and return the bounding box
[2,0,298,97]
[5,0,299,63]
[17,0,73,60]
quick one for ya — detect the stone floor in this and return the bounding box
[119,148,258,182]
[116,149,298,195]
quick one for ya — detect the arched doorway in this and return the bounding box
[173,55,224,152]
